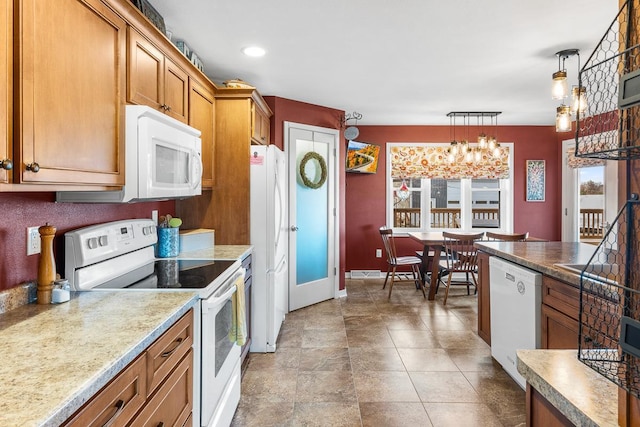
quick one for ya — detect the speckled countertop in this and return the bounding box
[475,241,597,286]
[0,291,198,427]
[517,350,618,426]
[177,244,252,261]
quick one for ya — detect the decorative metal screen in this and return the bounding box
[576,0,640,160]
[578,200,640,397]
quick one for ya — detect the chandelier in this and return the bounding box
[446,112,502,163]
[552,49,587,132]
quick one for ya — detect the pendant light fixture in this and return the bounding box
[571,86,588,114]
[446,112,501,164]
[556,105,572,132]
[396,179,410,201]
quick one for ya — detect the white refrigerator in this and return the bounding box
[250,145,288,352]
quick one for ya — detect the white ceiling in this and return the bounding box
[147,0,619,126]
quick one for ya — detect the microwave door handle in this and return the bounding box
[191,150,203,190]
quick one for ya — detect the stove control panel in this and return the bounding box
[65,219,158,270]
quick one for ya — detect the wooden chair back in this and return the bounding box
[485,231,528,242]
[442,232,485,273]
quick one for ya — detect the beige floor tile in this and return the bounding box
[382,314,429,330]
[349,347,405,371]
[345,327,395,348]
[298,348,351,371]
[240,369,298,403]
[246,348,301,371]
[432,330,491,350]
[303,315,346,331]
[446,347,500,372]
[343,314,385,330]
[301,328,348,348]
[360,402,433,427]
[398,348,459,372]
[231,399,294,427]
[420,314,469,331]
[388,329,441,349]
[353,371,420,402]
[277,327,304,348]
[423,402,503,427]
[292,402,362,426]
[409,371,481,403]
[295,371,357,403]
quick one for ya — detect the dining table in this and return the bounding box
[408,231,484,300]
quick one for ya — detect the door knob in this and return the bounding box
[291,226,299,231]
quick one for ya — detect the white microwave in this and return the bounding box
[57,105,202,203]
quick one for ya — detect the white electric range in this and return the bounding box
[64,219,243,427]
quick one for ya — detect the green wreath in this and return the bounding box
[299,151,327,189]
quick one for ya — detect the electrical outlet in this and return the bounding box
[376,249,382,258]
[27,227,41,256]
[151,210,159,225]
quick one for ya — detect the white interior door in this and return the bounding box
[285,122,338,311]
[561,136,618,242]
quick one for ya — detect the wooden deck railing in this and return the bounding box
[393,208,500,228]
[580,208,604,239]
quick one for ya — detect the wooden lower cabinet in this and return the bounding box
[541,304,579,349]
[64,310,194,427]
[526,384,574,426]
[477,252,491,345]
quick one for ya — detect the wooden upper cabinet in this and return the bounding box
[189,78,215,188]
[127,27,188,123]
[251,101,270,145]
[14,0,126,185]
[0,0,11,184]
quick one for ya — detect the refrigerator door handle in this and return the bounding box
[268,256,287,275]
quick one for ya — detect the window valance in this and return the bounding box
[389,145,510,179]
[567,148,605,169]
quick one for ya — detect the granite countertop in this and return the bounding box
[475,241,597,286]
[517,350,618,426]
[0,291,198,427]
[176,244,252,261]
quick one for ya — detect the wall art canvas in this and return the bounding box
[526,160,545,202]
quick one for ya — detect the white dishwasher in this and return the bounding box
[489,256,542,389]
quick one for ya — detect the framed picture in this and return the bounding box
[526,160,545,202]
[345,141,381,174]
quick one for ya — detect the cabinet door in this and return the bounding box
[189,78,215,188]
[163,57,188,123]
[0,0,11,184]
[251,103,270,145]
[16,0,125,185]
[127,26,163,109]
[476,252,491,345]
[541,304,579,349]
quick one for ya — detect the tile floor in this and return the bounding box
[231,278,526,426]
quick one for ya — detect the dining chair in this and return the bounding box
[415,250,449,294]
[485,231,529,241]
[379,226,425,299]
[441,231,485,305]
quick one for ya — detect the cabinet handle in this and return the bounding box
[157,423,165,427]
[0,158,12,170]
[101,399,125,427]
[26,162,40,173]
[161,337,184,358]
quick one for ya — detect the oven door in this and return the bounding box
[200,268,244,427]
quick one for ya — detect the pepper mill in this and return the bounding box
[37,223,57,304]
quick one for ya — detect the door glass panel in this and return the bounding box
[471,179,501,228]
[431,179,460,228]
[579,166,605,243]
[155,144,189,184]
[296,139,329,285]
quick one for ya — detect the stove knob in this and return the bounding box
[99,235,108,246]
[143,226,151,235]
[87,237,98,249]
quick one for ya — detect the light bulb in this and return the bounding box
[474,148,482,162]
[552,70,568,99]
[478,133,487,148]
[571,86,587,115]
[556,105,572,132]
[488,137,496,151]
[450,141,458,156]
[460,140,469,154]
[465,151,473,162]
[493,143,501,157]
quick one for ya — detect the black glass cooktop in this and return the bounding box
[96,259,237,290]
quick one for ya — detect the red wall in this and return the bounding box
[264,96,347,290]
[345,125,560,273]
[0,192,174,291]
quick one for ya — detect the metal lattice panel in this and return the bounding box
[578,200,640,397]
[577,0,640,160]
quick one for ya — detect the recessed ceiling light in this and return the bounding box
[242,46,266,57]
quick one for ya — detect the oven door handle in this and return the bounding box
[201,283,237,314]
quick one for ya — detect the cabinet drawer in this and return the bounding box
[130,350,193,427]
[64,354,146,427]
[542,276,580,320]
[146,310,193,395]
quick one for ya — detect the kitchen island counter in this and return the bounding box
[517,349,618,426]
[0,291,198,427]
[475,241,596,286]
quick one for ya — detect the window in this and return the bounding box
[387,143,513,232]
